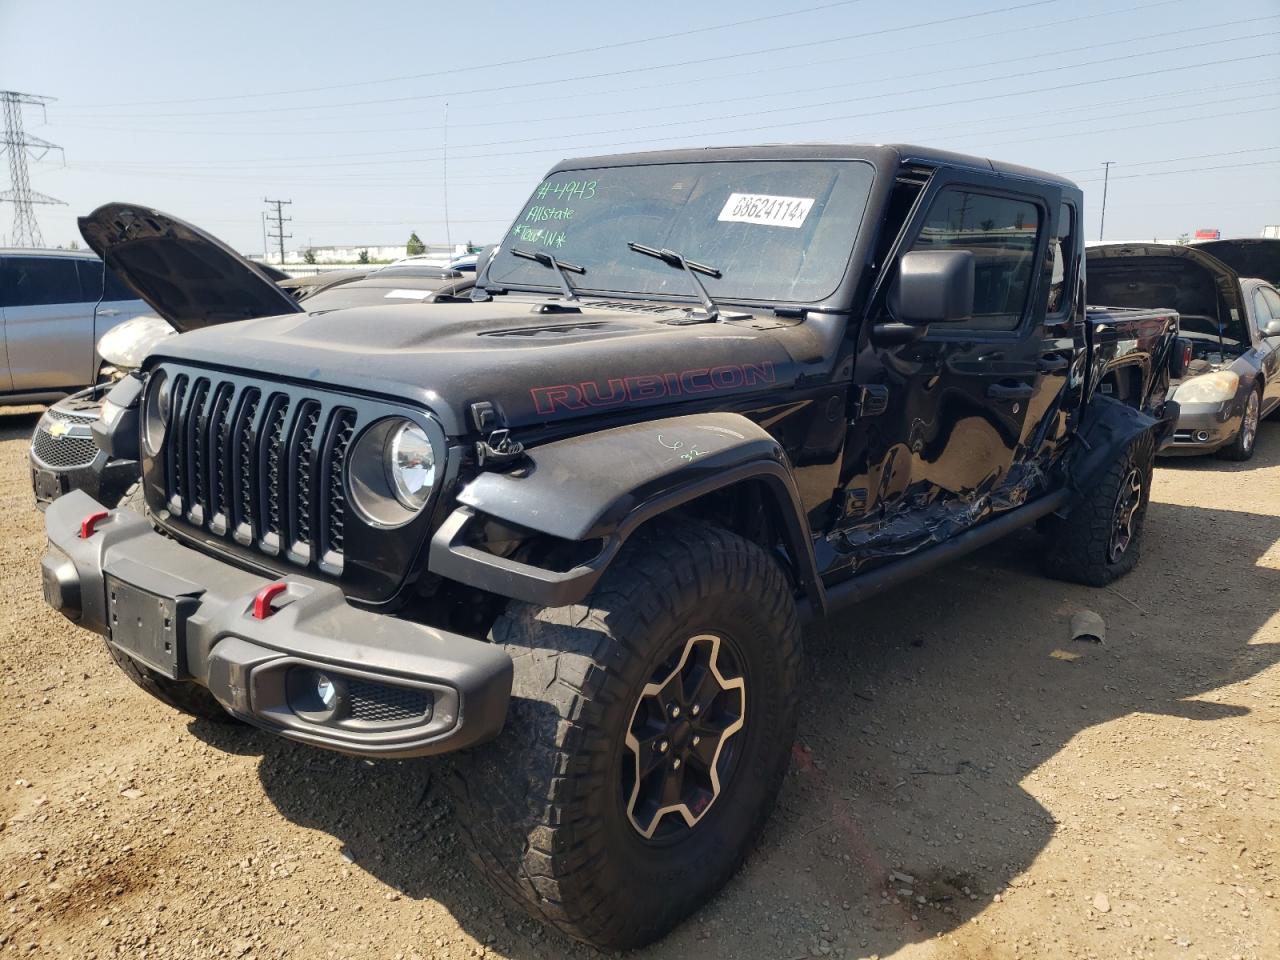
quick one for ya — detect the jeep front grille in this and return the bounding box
[160,371,359,574]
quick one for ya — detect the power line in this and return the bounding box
[56,0,1061,120]
[68,0,872,108]
[0,90,66,247]
[59,34,1278,176]
[52,0,1196,133]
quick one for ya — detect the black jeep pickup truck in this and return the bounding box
[40,144,1177,949]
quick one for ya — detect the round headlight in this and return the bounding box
[384,421,436,510]
[142,368,171,455]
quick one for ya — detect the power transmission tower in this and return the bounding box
[1,90,66,248]
[263,198,292,264]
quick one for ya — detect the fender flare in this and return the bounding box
[1063,394,1178,507]
[428,412,824,612]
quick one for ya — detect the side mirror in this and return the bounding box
[891,250,975,324]
[1263,318,1280,338]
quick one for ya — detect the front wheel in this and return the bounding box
[1043,431,1154,586]
[446,521,802,949]
[1218,384,1261,462]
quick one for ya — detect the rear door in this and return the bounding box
[836,169,1060,554]
[0,254,96,391]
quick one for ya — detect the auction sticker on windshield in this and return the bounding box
[717,193,815,228]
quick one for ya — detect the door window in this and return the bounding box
[1260,286,1280,321]
[1253,290,1272,335]
[75,259,138,302]
[909,188,1042,330]
[0,256,85,307]
[1046,203,1075,318]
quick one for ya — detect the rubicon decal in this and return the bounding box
[532,361,777,415]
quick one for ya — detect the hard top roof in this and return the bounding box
[546,143,1079,191]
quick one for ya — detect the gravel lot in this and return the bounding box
[1,405,1277,960]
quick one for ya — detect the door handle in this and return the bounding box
[987,382,1034,401]
[1037,355,1068,372]
[98,308,121,317]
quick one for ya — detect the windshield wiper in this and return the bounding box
[626,242,723,321]
[511,247,584,301]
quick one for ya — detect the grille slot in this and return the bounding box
[160,373,364,572]
[346,679,431,724]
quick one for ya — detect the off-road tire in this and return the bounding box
[1042,431,1154,586]
[446,521,802,950]
[104,483,235,723]
[1217,384,1262,462]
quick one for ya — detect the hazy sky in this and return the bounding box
[2,0,1277,254]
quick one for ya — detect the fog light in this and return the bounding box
[1195,430,1210,442]
[315,673,337,709]
[286,666,347,723]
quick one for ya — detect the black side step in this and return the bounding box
[819,489,1070,616]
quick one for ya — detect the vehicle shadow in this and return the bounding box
[189,491,1280,959]
[0,408,42,442]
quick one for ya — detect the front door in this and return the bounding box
[832,170,1061,572]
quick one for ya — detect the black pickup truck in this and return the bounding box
[40,144,1178,949]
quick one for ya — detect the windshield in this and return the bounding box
[488,159,875,304]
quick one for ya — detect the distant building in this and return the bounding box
[262,241,472,265]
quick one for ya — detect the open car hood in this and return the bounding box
[78,203,303,333]
[1190,238,1280,287]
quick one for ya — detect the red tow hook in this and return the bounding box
[79,510,110,539]
[253,582,289,620]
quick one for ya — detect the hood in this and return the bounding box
[97,314,176,371]
[1086,242,1249,350]
[77,203,303,332]
[150,297,836,436]
[1190,238,1280,287]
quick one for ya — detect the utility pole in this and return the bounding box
[0,90,66,247]
[263,198,292,264]
[442,101,452,254]
[1098,161,1114,242]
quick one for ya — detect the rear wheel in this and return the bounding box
[104,484,236,723]
[446,521,802,949]
[1217,385,1261,462]
[1043,431,1154,586]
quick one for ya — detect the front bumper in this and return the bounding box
[41,490,512,759]
[1161,400,1239,455]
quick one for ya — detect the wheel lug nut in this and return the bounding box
[690,705,701,717]
[670,705,681,719]
[692,735,701,746]
[672,758,682,770]
[656,740,669,753]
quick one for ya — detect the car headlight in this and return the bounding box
[1173,370,1239,405]
[347,417,440,526]
[385,421,436,509]
[141,368,171,455]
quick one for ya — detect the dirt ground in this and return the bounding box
[1,405,1276,960]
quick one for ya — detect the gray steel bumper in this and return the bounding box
[41,490,512,759]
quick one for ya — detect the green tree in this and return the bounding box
[358,249,370,264]
[1176,233,1190,245]
[466,240,478,254]
[303,248,317,264]
[406,232,426,256]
